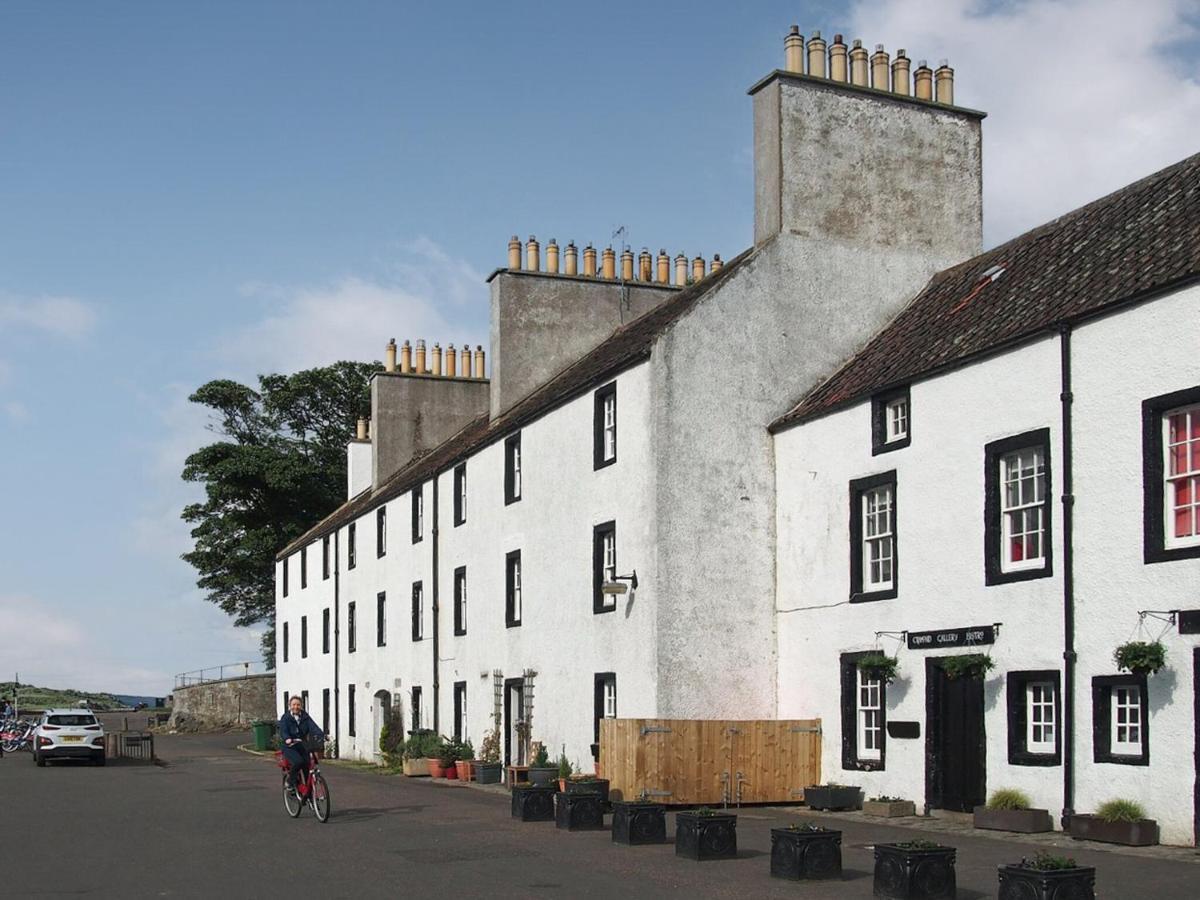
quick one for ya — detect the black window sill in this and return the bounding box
[453,628,467,637]
[987,564,1053,586]
[505,495,521,506]
[594,456,617,471]
[1145,542,1200,564]
[1010,752,1060,767]
[1094,751,1149,766]
[842,759,884,772]
[506,621,522,629]
[593,604,617,615]
[850,588,897,603]
[872,435,911,456]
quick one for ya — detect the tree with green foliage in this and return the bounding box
[181,361,379,666]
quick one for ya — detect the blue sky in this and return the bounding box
[2,1,1197,694]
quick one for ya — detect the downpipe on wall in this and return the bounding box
[432,479,440,733]
[1059,324,1076,828]
[333,529,340,758]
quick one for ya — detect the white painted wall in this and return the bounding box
[275,542,336,732]
[347,441,372,500]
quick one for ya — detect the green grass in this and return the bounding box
[0,681,125,712]
[987,788,1032,810]
[1096,798,1146,823]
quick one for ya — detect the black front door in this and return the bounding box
[504,678,525,766]
[1193,648,1199,846]
[926,659,986,812]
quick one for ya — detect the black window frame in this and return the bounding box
[301,690,308,710]
[412,686,422,730]
[593,382,617,470]
[453,681,467,742]
[1006,670,1062,766]
[300,547,308,589]
[1143,385,1200,563]
[593,672,616,756]
[347,523,357,570]
[322,688,330,734]
[282,691,289,711]
[348,684,356,737]
[411,581,423,642]
[347,601,356,653]
[411,486,423,544]
[300,615,308,659]
[376,591,386,647]
[840,651,886,771]
[505,432,522,505]
[592,520,617,614]
[322,608,330,655]
[985,427,1054,585]
[505,549,522,628]
[282,621,289,663]
[871,385,912,455]
[453,464,467,526]
[322,535,330,580]
[848,470,899,602]
[1092,673,1150,766]
[453,566,467,636]
[282,557,289,597]
[376,506,387,558]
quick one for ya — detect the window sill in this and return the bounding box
[850,587,897,603]
[505,495,521,506]
[505,621,522,629]
[1094,751,1149,766]
[1145,541,1200,564]
[986,563,1053,586]
[593,604,617,615]
[593,456,617,471]
[872,435,911,456]
[1010,751,1061,767]
[453,629,467,637]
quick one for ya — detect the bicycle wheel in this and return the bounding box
[310,773,331,823]
[283,774,303,818]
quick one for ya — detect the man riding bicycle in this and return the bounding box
[279,696,324,792]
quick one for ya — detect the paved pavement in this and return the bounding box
[2,730,1197,898]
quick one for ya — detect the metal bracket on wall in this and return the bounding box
[640,789,673,799]
[640,725,672,736]
[790,725,822,734]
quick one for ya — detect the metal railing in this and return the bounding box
[174,661,272,689]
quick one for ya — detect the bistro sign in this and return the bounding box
[907,624,997,650]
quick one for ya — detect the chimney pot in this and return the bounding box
[849,39,870,86]
[638,248,652,281]
[935,62,954,105]
[711,253,723,273]
[914,62,933,100]
[356,417,367,441]
[565,240,579,276]
[871,45,890,91]
[583,243,597,277]
[525,235,540,272]
[445,344,457,378]
[507,235,521,270]
[601,246,616,280]
[385,338,397,373]
[431,342,443,377]
[674,252,687,286]
[691,255,705,282]
[400,339,413,373]
[620,247,634,281]
[784,26,804,73]
[473,345,486,379]
[656,249,670,284]
[829,34,848,82]
[807,32,827,78]
[415,339,427,374]
[546,238,559,273]
[891,50,911,96]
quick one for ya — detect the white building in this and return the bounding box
[274,28,1200,845]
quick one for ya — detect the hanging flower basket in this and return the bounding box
[857,653,901,684]
[941,654,995,680]
[1113,641,1166,676]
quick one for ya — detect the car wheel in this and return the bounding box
[35,751,46,767]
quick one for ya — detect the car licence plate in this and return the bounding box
[61,736,83,743]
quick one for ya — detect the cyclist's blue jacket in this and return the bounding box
[278,709,325,746]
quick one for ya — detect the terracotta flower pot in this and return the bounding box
[443,762,458,779]
[426,758,446,778]
[454,760,469,780]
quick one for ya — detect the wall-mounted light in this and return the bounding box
[602,570,639,595]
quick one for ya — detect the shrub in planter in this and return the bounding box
[554,790,605,831]
[769,823,842,881]
[997,852,1095,900]
[804,783,863,811]
[941,653,995,680]
[1114,640,1167,675]
[863,796,916,818]
[510,783,556,821]
[566,775,610,806]
[974,788,1052,833]
[476,726,502,783]
[1070,798,1159,846]
[857,653,900,684]
[556,749,573,792]
[611,801,666,845]
[873,841,956,900]
[675,808,738,861]
[527,744,557,786]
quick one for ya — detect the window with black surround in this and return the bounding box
[849,471,898,602]
[593,521,617,613]
[1006,670,1061,765]
[411,581,423,642]
[594,382,617,469]
[282,557,289,597]
[322,535,330,580]
[412,486,424,544]
[348,523,357,569]
[300,616,308,658]
[593,673,616,753]
[376,591,386,647]
[282,622,289,663]
[985,428,1053,584]
[411,686,422,730]
[347,602,356,653]
[348,685,356,736]
[871,386,911,454]
[322,689,330,733]
[301,690,308,710]
[1143,386,1200,563]
[376,506,387,557]
[839,652,885,770]
[1093,674,1149,765]
[322,608,330,654]
[453,566,467,636]
[505,433,522,504]
[454,464,467,526]
[300,547,308,589]
[505,550,522,627]
[453,681,467,742]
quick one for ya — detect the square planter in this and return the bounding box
[675,811,738,861]
[1069,814,1159,846]
[401,758,428,777]
[474,762,502,784]
[611,801,666,845]
[973,806,1053,833]
[864,799,916,818]
[510,784,555,821]
[555,790,605,831]
[769,827,842,880]
[527,766,558,787]
[804,785,863,811]
[873,843,956,900]
[566,777,610,806]
[997,863,1095,900]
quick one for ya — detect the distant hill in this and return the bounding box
[0,681,126,712]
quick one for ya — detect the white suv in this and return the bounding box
[34,709,106,767]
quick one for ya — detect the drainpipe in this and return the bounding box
[432,478,441,733]
[1059,325,1076,828]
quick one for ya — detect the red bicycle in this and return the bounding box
[276,744,331,823]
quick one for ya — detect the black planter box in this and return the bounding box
[510,784,555,821]
[997,863,1095,900]
[675,812,738,861]
[873,843,957,900]
[973,806,1053,833]
[804,785,863,811]
[475,762,502,784]
[555,790,605,831]
[566,777,610,806]
[1069,814,1159,846]
[611,801,667,845]
[527,766,558,786]
[770,827,842,880]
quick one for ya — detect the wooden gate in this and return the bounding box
[599,718,821,805]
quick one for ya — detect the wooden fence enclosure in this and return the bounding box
[599,718,822,805]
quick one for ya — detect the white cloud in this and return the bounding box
[0,294,97,340]
[848,0,1200,245]
[3,400,29,422]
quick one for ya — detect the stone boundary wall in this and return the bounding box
[169,673,276,731]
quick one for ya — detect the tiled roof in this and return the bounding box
[771,151,1200,432]
[277,247,754,559]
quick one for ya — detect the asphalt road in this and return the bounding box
[2,730,1197,898]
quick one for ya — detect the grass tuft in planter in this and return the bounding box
[873,841,956,900]
[1070,798,1158,846]
[974,788,1052,833]
[864,796,916,817]
[997,852,1095,900]
[675,808,738,861]
[769,823,842,880]
[611,801,666,845]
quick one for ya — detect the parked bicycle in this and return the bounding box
[276,739,331,822]
[0,719,36,753]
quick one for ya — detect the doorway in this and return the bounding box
[371,690,392,762]
[1193,648,1199,846]
[504,678,525,766]
[925,659,986,812]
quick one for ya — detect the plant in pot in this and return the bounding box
[1069,798,1159,846]
[873,839,956,900]
[379,706,406,769]
[400,734,431,777]
[974,788,1052,833]
[555,786,605,831]
[567,768,611,806]
[475,724,503,784]
[804,782,863,811]
[1113,640,1167,675]
[453,738,475,781]
[510,780,556,822]
[527,743,557,786]
[675,806,738,861]
[438,736,459,779]
[857,653,900,684]
[556,747,573,792]
[611,799,667,845]
[998,851,1095,900]
[863,795,916,818]
[770,822,842,881]
[424,734,449,778]
[940,653,995,680]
